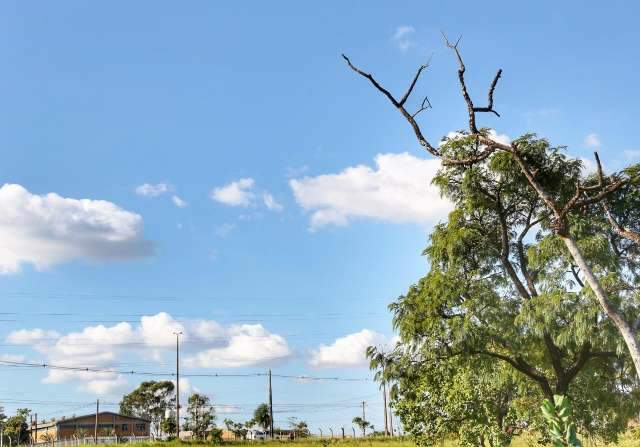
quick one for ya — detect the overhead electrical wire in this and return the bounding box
[0,359,371,382]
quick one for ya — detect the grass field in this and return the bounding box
[124,431,638,447]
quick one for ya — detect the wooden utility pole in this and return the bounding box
[34,413,38,445]
[268,369,274,439]
[94,400,99,444]
[174,331,182,440]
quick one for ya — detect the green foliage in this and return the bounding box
[224,418,249,439]
[161,416,177,437]
[183,393,215,440]
[288,418,310,438]
[253,403,271,431]
[3,408,30,444]
[119,381,175,437]
[352,417,372,436]
[378,134,640,445]
[540,395,582,447]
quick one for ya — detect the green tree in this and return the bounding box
[119,381,175,438]
[347,41,640,445]
[160,416,177,438]
[3,409,30,444]
[343,34,640,384]
[223,419,248,440]
[252,403,271,432]
[183,393,215,440]
[352,416,372,436]
[287,417,310,438]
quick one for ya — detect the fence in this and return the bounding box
[33,437,151,447]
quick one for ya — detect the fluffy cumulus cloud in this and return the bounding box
[392,25,415,52]
[290,153,452,230]
[211,178,256,207]
[211,178,283,212]
[309,329,396,368]
[135,183,171,197]
[184,324,291,368]
[0,184,152,273]
[6,313,292,394]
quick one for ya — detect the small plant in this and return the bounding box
[540,395,582,447]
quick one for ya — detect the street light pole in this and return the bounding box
[174,331,183,441]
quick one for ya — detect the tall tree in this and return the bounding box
[252,403,271,432]
[371,136,639,442]
[183,393,215,440]
[3,408,30,444]
[119,381,175,438]
[343,36,640,381]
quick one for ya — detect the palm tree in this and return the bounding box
[253,404,271,431]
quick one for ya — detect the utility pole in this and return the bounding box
[94,400,99,444]
[34,413,37,445]
[382,381,389,436]
[268,369,274,439]
[174,331,182,441]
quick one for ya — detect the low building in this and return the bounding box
[29,412,150,441]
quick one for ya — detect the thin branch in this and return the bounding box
[442,32,477,133]
[399,54,432,106]
[412,96,432,118]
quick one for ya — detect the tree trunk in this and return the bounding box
[560,234,640,378]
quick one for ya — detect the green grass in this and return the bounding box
[124,432,638,447]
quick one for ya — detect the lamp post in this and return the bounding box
[174,331,183,440]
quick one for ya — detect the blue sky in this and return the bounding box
[0,0,639,433]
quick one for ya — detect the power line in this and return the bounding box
[0,359,371,382]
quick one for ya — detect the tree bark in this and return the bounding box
[560,234,640,377]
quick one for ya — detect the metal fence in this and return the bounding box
[33,437,151,447]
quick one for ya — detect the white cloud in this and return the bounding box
[8,313,292,393]
[263,193,283,211]
[6,328,60,346]
[172,195,187,208]
[290,153,452,230]
[211,178,256,207]
[0,184,153,274]
[135,183,171,197]
[392,26,415,52]
[584,133,601,148]
[184,324,292,368]
[309,329,395,368]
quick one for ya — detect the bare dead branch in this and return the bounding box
[399,54,432,106]
[442,32,478,133]
[342,54,400,107]
[473,69,503,117]
[412,96,432,118]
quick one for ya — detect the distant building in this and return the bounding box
[29,412,150,441]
